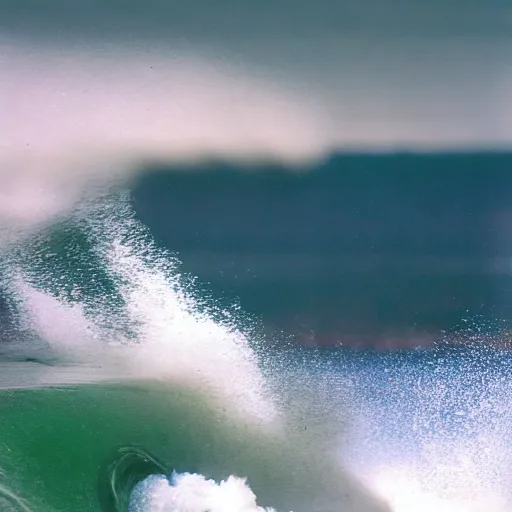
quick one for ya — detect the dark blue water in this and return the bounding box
[131,152,512,349]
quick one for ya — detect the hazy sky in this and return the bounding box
[1,0,511,39]
[1,0,511,152]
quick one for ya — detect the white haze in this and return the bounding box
[0,36,511,245]
[0,40,334,245]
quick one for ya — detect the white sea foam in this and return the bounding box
[6,196,278,427]
[370,466,508,512]
[335,349,512,512]
[130,472,279,512]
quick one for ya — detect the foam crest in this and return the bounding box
[6,196,277,425]
[91,200,278,423]
[129,472,279,512]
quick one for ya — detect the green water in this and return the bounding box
[0,381,387,512]
[0,382,270,512]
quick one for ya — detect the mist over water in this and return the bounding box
[1,0,511,245]
[0,42,331,248]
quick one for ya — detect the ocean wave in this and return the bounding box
[2,27,511,512]
[3,183,512,511]
[0,191,390,512]
[2,194,276,425]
